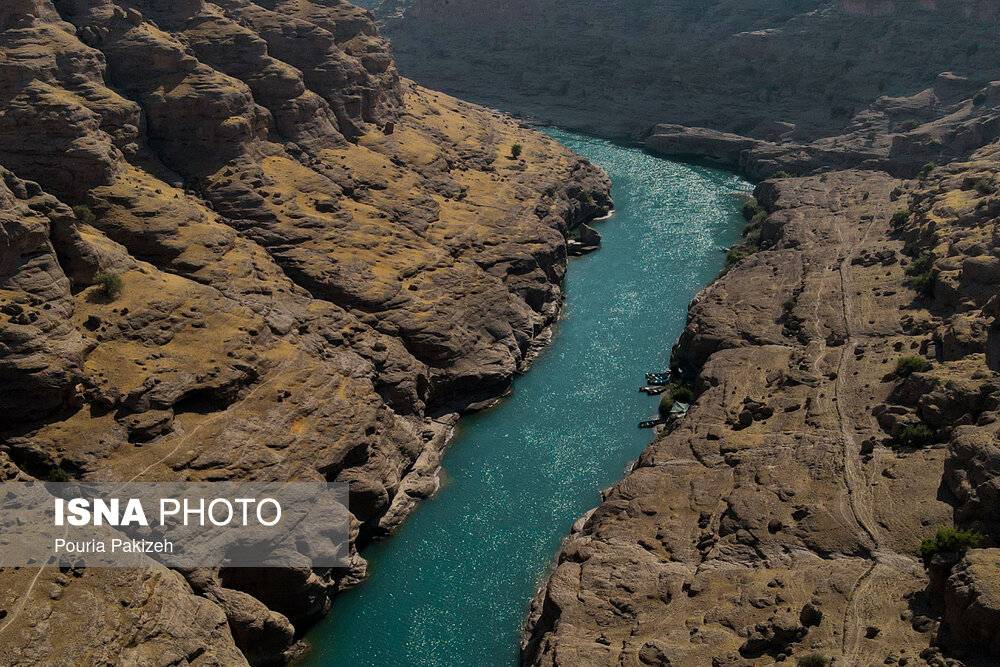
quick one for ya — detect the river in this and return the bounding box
[302,129,750,666]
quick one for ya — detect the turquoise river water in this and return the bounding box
[302,129,750,666]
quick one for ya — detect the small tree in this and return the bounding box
[904,254,932,277]
[72,204,96,225]
[510,143,524,159]
[96,273,124,300]
[771,170,793,179]
[919,526,982,567]
[895,355,930,377]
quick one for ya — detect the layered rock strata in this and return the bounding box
[373,0,1000,141]
[0,1,610,664]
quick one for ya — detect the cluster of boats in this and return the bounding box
[638,371,672,395]
[637,370,691,428]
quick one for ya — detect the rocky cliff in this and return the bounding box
[0,1,610,664]
[374,0,1000,141]
[524,81,1000,667]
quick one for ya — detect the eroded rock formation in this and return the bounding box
[373,0,1000,141]
[525,87,1000,665]
[0,1,610,664]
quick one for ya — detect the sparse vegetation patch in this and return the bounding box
[95,273,124,300]
[898,424,936,447]
[72,204,96,224]
[919,526,982,567]
[798,655,829,667]
[895,355,930,377]
[890,210,910,228]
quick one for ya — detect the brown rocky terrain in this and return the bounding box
[0,1,610,664]
[524,89,1000,665]
[362,3,1000,663]
[373,0,1000,141]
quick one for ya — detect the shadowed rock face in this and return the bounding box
[0,1,610,664]
[374,0,1000,141]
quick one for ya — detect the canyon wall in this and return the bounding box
[522,36,1000,667]
[0,1,610,664]
[375,0,1000,140]
[361,0,1000,663]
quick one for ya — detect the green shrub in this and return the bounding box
[721,209,767,275]
[910,270,935,297]
[798,655,829,667]
[973,90,987,106]
[898,424,936,447]
[919,162,935,178]
[670,385,695,404]
[904,254,932,277]
[725,246,754,269]
[658,393,674,417]
[96,273,124,299]
[741,198,762,221]
[510,143,524,159]
[897,119,921,132]
[72,204,96,225]
[919,526,982,567]
[48,467,72,482]
[770,170,793,179]
[895,355,930,377]
[580,190,595,205]
[747,209,767,231]
[890,210,911,227]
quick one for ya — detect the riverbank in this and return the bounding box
[523,140,1000,665]
[300,129,749,666]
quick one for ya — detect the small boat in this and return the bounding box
[645,374,673,386]
[639,385,668,395]
[638,418,666,429]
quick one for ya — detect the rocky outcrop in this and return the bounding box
[0,1,610,664]
[943,549,1000,657]
[373,0,1000,141]
[647,76,1000,180]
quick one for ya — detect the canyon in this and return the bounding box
[2,0,1000,665]
[373,1,1000,665]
